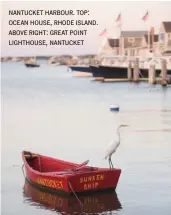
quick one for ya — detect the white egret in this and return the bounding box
[104,124,128,168]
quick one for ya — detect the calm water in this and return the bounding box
[1,61,171,215]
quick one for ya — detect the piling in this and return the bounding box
[148,64,156,84]
[168,76,171,85]
[161,59,167,86]
[127,60,132,81]
[133,58,140,82]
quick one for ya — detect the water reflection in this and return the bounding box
[23,180,122,214]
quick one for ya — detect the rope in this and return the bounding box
[68,181,83,207]
[22,164,26,178]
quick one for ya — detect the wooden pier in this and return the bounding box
[148,64,156,84]
[102,58,171,86]
[161,59,168,86]
[148,59,171,86]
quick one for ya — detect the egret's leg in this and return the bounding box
[108,157,110,168]
[109,156,114,168]
[109,156,112,168]
[111,159,114,168]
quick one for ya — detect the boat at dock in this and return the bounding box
[23,179,122,214]
[91,55,171,81]
[90,56,131,80]
[22,151,121,195]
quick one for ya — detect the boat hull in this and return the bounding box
[99,66,171,80]
[90,65,104,80]
[25,64,40,67]
[22,151,121,195]
[69,66,91,73]
[99,66,128,79]
[23,179,122,213]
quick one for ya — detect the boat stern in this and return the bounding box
[66,168,121,194]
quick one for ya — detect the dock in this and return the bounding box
[103,77,169,84]
[100,58,171,86]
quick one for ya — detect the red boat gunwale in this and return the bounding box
[22,151,121,195]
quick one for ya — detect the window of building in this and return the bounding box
[130,50,135,56]
[128,38,135,43]
[160,33,165,41]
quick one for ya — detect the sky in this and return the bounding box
[1,1,171,57]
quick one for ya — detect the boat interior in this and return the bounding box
[23,151,99,174]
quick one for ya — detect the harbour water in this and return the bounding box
[1,61,171,215]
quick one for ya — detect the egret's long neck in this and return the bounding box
[117,127,120,139]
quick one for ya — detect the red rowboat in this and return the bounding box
[22,151,121,195]
[24,179,122,213]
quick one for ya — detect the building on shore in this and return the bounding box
[100,21,171,57]
[158,22,171,55]
[100,38,120,56]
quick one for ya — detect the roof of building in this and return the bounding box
[121,31,148,37]
[108,38,120,48]
[163,22,171,33]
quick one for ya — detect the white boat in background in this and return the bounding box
[48,56,60,66]
[24,57,40,68]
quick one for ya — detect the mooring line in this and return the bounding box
[68,181,83,207]
[22,164,26,178]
